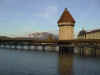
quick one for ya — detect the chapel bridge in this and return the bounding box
[0,38,100,44]
[0,38,100,56]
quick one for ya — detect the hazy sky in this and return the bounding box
[0,0,100,37]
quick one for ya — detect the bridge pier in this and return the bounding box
[19,45,23,50]
[78,46,97,56]
[92,47,96,56]
[80,47,84,56]
[27,45,31,50]
[59,45,74,56]
[59,46,64,55]
[34,46,38,51]
[42,45,46,52]
[14,45,17,49]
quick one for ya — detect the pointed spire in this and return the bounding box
[58,8,75,25]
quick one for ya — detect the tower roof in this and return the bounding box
[58,8,75,24]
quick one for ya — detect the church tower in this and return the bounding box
[58,8,75,40]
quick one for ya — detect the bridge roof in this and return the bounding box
[1,38,100,43]
[57,8,75,24]
[58,39,100,43]
[87,29,100,34]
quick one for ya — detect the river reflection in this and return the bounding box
[0,48,100,75]
[59,53,73,75]
[58,53,100,75]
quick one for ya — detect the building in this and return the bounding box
[78,29,100,39]
[77,29,87,39]
[57,8,75,40]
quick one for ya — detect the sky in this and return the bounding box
[0,0,100,37]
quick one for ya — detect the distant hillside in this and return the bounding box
[28,32,58,41]
[0,36,11,40]
[0,32,58,41]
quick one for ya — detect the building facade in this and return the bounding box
[58,8,75,40]
[78,29,100,39]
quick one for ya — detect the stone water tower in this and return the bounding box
[58,8,75,40]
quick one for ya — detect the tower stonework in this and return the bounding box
[58,8,75,40]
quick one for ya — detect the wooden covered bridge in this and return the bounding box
[0,38,100,56]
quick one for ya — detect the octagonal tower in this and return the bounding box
[58,8,75,40]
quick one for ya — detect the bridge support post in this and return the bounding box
[59,46,63,56]
[80,47,84,56]
[20,45,23,50]
[28,45,31,50]
[42,45,46,52]
[10,45,13,49]
[93,48,96,56]
[59,45,74,56]
[14,45,17,50]
[34,46,38,51]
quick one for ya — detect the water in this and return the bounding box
[0,48,100,75]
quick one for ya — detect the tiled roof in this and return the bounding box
[58,8,75,24]
[87,29,100,34]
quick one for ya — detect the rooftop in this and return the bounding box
[87,29,100,34]
[57,8,75,24]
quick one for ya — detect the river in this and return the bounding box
[0,48,100,75]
